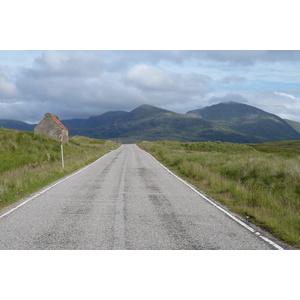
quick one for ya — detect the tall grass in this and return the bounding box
[138,141,300,248]
[0,129,120,209]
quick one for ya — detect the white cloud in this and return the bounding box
[206,93,250,105]
[106,51,300,69]
[274,92,299,100]
[126,64,213,95]
[126,64,173,90]
[219,75,247,85]
[0,67,19,99]
[28,50,104,77]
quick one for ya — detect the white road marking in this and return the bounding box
[145,150,285,250]
[0,150,115,220]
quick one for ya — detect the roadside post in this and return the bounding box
[60,134,65,169]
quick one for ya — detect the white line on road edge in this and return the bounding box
[0,150,116,220]
[146,151,284,250]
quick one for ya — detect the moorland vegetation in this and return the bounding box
[138,140,300,248]
[0,129,120,209]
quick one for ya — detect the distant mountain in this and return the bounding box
[285,119,300,134]
[2,102,300,143]
[0,120,35,131]
[63,111,128,134]
[65,104,249,143]
[186,102,300,142]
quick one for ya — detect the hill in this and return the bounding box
[65,104,250,143]
[0,119,35,131]
[1,102,300,143]
[186,102,300,142]
[285,119,300,133]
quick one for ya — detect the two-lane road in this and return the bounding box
[0,145,286,249]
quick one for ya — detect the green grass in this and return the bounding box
[248,139,300,153]
[0,129,120,209]
[138,140,300,248]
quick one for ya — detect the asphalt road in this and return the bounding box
[0,144,287,249]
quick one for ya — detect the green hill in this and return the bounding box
[186,102,300,142]
[64,103,300,142]
[285,119,300,133]
[0,119,35,131]
[2,102,300,143]
[71,104,250,143]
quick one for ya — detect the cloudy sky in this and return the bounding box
[1,50,300,123]
[2,1,299,296]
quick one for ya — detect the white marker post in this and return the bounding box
[60,134,65,169]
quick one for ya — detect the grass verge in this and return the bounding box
[138,140,300,248]
[0,129,120,210]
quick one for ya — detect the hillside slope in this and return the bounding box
[1,102,300,143]
[0,119,35,131]
[68,104,250,143]
[187,102,300,142]
[285,119,300,133]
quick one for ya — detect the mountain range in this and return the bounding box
[1,102,300,143]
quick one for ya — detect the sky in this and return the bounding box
[1,50,300,123]
[2,1,300,298]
